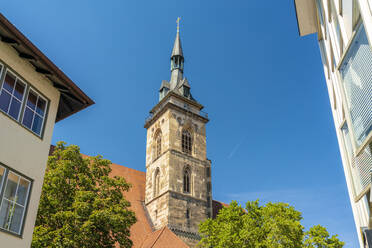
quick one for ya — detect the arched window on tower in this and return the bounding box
[154,168,160,197]
[183,167,191,193]
[155,130,162,158]
[182,130,192,154]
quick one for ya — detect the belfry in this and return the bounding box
[144,19,212,247]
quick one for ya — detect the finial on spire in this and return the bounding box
[176,17,181,33]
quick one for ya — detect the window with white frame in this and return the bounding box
[0,165,31,236]
[0,64,48,137]
[339,22,372,147]
[22,89,47,136]
[331,0,343,56]
[316,0,325,26]
[0,70,26,121]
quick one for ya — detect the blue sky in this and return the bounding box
[2,0,358,246]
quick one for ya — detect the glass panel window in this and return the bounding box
[0,71,26,120]
[330,0,343,57]
[0,166,5,192]
[0,171,31,235]
[316,0,325,26]
[22,89,47,136]
[339,23,372,147]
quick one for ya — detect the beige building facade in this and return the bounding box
[144,28,212,247]
[0,14,93,247]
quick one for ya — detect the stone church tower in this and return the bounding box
[144,23,212,247]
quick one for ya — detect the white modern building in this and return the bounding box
[294,0,372,246]
[0,13,93,247]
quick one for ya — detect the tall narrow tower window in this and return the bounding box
[182,130,192,154]
[155,130,162,158]
[183,167,191,193]
[154,168,160,197]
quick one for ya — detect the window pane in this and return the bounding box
[3,73,15,93]
[16,179,30,206]
[4,173,19,201]
[0,91,11,113]
[0,200,13,230]
[32,115,43,135]
[8,99,21,120]
[13,82,25,101]
[36,98,46,116]
[27,91,37,110]
[9,205,23,234]
[0,167,5,191]
[316,0,324,25]
[22,108,34,129]
[339,23,372,146]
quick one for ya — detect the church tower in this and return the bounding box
[144,20,212,247]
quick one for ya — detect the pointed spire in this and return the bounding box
[171,17,183,57]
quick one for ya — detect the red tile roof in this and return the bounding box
[140,226,189,248]
[212,200,229,219]
[109,163,153,248]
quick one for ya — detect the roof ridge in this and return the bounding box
[149,227,166,248]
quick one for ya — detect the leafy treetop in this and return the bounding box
[32,142,136,248]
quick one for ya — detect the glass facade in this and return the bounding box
[339,23,372,147]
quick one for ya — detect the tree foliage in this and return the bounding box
[32,142,136,248]
[304,225,344,248]
[198,201,344,248]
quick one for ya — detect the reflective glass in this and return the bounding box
[316,0,324,25]
[36,98,46,116]
[9,205,23,234]
[13,82,25,101]
[32,115,43,135]
[4,173,19,201]
[339,24,372,146]
[8,99,21,120]
[22,108,34,129]
[3,73,15,93]
[16,179,30,206]
[0,167,4,191]
[0,200,12,230]
[26,91,37,110]
[0,91,11,113]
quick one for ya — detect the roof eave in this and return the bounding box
[0,13,94,122]
[294,0,318,36]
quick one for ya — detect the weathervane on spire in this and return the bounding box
[176,17,181,33]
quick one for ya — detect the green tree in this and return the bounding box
[32,142,136,248]
[304,225,344,248]
[198,201,344,248]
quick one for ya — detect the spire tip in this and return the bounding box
[176,17,181,33]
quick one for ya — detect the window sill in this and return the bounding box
[0,227,23,239]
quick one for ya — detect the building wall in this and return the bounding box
[0,41,60,247]
[313,0,372,246]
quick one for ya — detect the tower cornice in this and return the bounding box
[145,91,208,128]
[154,91,204,113]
